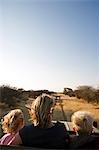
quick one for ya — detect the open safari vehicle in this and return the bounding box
[0,97,99,150]
[0,121,99,150]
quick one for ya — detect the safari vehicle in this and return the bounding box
[0,121,99,150]
[0,97,99,150]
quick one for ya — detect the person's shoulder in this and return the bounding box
[0,133,13,144]
[54,121,69,134]
[0,133,11,139]
[20,124,34,132]
[55,121,67,129]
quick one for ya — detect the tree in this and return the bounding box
[94,89,99,104]
[74,86,96,103]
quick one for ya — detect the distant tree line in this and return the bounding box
[0,85,55,107]
[0,85,26,107]
[0,85,98,107]
[63,86,99,103]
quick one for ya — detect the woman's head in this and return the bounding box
[29,94,55,128]
[71,111,93,135]
[1,109,24,134]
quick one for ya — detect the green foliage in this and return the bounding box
[74,86,99,103]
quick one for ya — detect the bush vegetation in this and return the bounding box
[0,85,27,107]
[0,85,98,107]
[64,86,99,103]
[0,85,54,107]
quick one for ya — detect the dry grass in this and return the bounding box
[52,94,99,128]
[64,99,98,119]
[0,94,99,128]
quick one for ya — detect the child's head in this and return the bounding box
[71,111,93,135]
[1,109,24,134]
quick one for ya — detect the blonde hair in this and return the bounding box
[71,111,93,135]
[1,109,24,134]
[29,94,55,128]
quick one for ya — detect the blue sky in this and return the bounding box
[0,0,99,92]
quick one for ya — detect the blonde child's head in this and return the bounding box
[71,111,93,135]
[1,109,24,134]
[29,94,55,128]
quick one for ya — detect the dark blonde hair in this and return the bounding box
[29,94,55,128]
[1,109,24,134]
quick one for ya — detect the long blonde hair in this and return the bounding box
[71,111,93,135]
[1,109,24,134]
[29,94,55,128]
